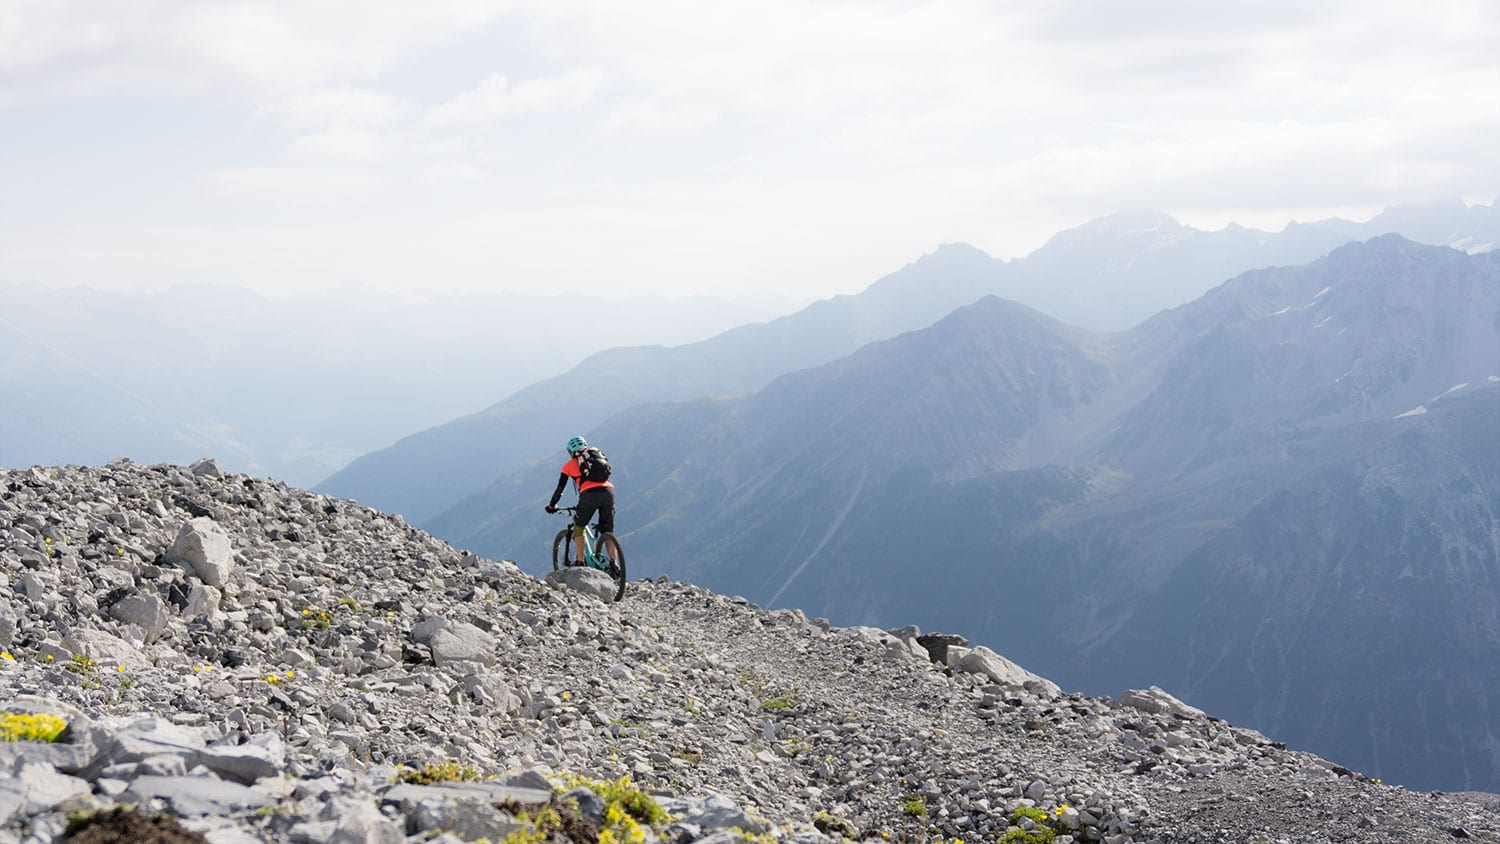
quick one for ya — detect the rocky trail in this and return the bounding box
[1,460,1496,843]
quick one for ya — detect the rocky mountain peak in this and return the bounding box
[4,461,1499,842]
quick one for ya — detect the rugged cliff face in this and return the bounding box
[3,461,1498,843]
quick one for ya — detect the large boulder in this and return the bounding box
[121,775,273,816]
[951,646,1062,698]
[0,761,90,821]
[104,592,168,643]
[427,623,497,668]
[195,733,285,785]
[165,518,234,587]
[62,628,152,670]
[1116,685,1206,719]
[544,567,620,602]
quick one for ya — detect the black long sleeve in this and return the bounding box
[548,473,569,507]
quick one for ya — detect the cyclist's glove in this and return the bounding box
[545,504,557,513]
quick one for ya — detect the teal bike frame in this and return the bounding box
[551,506,627,600]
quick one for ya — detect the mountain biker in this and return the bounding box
[544,436,615,565]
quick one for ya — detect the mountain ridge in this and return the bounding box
[321,199,1498,526]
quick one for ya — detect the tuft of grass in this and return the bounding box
[64,654,96,675]
[728,827,776,844]
[1001,828,1057,844]
[397,760,483,785]
[557,773,669,827]
[813,811,857,838]
[759,689,801,712]
[1002,807,1058,844]
[901,795,927,819]
[1,711,68,743]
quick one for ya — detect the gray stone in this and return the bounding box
[122,774,274,816]
[408,794,527,840]
[289,821,339,843]
[381,782,552,809]
[321,795,405,844]
[563,786,607,826]
[82,714,205,780]
[62,627,153,670]
[427,623,497,668]
[915,632,969,665]
[680,794,772,834]
[953,646,1061,697]
[544,567,620,602]
[0,761,90,815]
[499,770,553,791]
[166,517,235,587]
[105,592,168,641]
[197,733,285,785]
[185,584,222,619]
[189,458,225,478]
[19,572,47,601]
[1116,686,1206,720]
[461,674,524,713]
[411,616,448,645]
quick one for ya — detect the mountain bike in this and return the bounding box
[551,507,626,601]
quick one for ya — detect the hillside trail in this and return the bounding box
[609,579,1500,843]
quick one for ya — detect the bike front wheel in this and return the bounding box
[551,528,574,571]
[594,532,626,601]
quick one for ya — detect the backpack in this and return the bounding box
[578,446,612,482]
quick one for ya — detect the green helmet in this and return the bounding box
[566,436,589,454]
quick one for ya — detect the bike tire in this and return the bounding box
[551,528,573,571]
[594,532,627,601]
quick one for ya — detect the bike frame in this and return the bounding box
[559,507,611,570]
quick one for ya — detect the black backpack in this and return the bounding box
[578,446,612,482]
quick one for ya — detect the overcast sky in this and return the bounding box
[1,0,1496,301]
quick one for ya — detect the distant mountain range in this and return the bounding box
[0,284,785,485]
[324,198,1497,525]
[1014,196,1498,330]
[429,237,1500,792]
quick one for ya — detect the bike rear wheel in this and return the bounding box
[551,528,575,571]
[594,533,626,601]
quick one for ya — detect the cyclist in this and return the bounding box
[544,435,615,565]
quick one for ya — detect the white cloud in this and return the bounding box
[600,95,720,139]
[262,87,413,131]
[287,128,395,164]
[421,162,489,183]
[205,165,378,200]
[3,0,1498,300]
[0,0,509,104]
[423,66,609,127]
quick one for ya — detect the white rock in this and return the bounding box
[428,623,497,668]
[189,458,225,478]
[954,646,1062,697]
[1116,686,1205,720]
[106,593,168,642]
[544,567,621,602]
[166,518,235,587]
[62,628,152,670]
